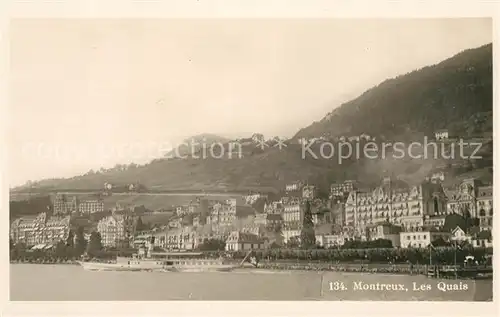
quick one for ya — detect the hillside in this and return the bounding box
[165,133,231,158]
[294,44,492,141]
[12,44,493,195]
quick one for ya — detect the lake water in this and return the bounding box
[10,264,492,301]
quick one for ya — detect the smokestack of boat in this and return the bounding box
[146,236,154,258]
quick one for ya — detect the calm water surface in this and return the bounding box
[10,264,492,301]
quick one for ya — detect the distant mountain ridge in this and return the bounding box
[11,44,493,194]
[294,43,492,141]
[165,133,231,158]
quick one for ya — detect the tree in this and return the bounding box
[198,238,226,251]
[55,240,68,258]
[300,200,316,249]
[10,238,14,250]
[135,217,145,232]
[287,236,300,248]
[87,231,103,256]
[66,230,74,247]
[74,226,87,257]
[432,237,450,247]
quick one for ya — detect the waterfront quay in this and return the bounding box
[10,176,493,274]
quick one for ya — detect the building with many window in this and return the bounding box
[78,199,104,215]
[330,180,357,199]
[399,229,451,248]
[97,214,136,248]
[165,226,196,250]
[344,177,447,238]
[263,201,284,214]
[253,213,283,231]
[53,194,78,216]
[10,212,71,246]
[315,233,348,248]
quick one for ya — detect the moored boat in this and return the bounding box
[77,240,248,272]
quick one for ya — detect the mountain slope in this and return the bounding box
[165,133,231,158]
[294,44,492,140]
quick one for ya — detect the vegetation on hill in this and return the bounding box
[164,133,231,158]
[295,44,492,141]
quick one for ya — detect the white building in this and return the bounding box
[283,229,301,244]
[316,234,346,248]
[434,129,449,140]
[366,222,402,247]
[450,226,470,243]
[399,229,451,248]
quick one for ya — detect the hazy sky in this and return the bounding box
[8,18,492,186]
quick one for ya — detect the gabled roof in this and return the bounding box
[451,225,466,234]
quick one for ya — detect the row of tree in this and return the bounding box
[205,246,492,265]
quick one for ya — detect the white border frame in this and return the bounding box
[1,1,498,317]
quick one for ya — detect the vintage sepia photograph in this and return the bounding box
[6,16,494,304]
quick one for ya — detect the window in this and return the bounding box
[423,235,427,240]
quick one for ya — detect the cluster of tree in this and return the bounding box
[341,239,393,249]
[10,195,52,218]
[85,163,142,176]
[197,238,226,251]
[209,246,492,265]
[300,200,316,249]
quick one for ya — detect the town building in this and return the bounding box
[285,181,303,193]
[53,194,78,215]
[424,214,447,228]
[302,185,316,200]
[253,213,283,231]
[78,199,104,215]
[97,214,136,248]
[225,231,266,251]
[165,226,196,250]
[207,200,256,232]
[168,216,183,228]
[476,185,493,231]
[10,212,71,246]
[330,180,357,199]
[434,129,449,141]
[315,234,347,248]
[366,222,402,247]
[263,201,284,214]
[399,228,451,248]
[430,171,445,183]
[445,179,492,231]
[243,193,268,205]
[208,199,237,229]
[241,223,265,236]
[283,229,301,244]
[450,226,470,243]
[344,177,447,238]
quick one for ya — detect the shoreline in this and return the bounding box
[10,261,493,279]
